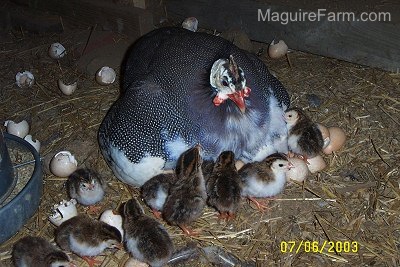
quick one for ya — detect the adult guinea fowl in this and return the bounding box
[98,27,290,186]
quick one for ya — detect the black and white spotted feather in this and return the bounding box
[98,27,290,186]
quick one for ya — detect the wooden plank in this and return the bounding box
[166,0,400,72]
[11,0,155,37]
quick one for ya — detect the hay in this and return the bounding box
[0,27,399,267]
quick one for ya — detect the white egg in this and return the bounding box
[124,258,149,267]
[24,135,41,152]
[99,209,124,239]
[50,151,78,177]
[96,66,116,85]
[49,199,78,226]
[235,160,245,171]
[15,71,35,88]
[4,120,29,138]
[49,42,66,59]
[307,155,327,173]
[286,157,309,182]
[268,39,288,59]
[58,79,77,95]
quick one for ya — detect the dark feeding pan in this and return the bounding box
[0,132,43,244]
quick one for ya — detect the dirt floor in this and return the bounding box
[0,22,399,267]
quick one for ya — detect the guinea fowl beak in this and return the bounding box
[228,86,251,114]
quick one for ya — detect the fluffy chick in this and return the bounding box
[284,107,324,161]
[162,145,206,235]
[122,198,174,267]
[67,168,106,213]
[206,151,242,220]
[12,236,75,267]
[141,173,176,218]
[55,214,122,267]
[239,153,291,210]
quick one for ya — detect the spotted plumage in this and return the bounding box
[67,168,106,207]
[12,236,74,267]
[98,27,290,186]
[285,107,324,159]
[206,151,242,219]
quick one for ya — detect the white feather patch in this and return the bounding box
[69,234,108,256]
[109,143,165,186]
[148,187,168,211]
[165,137,190,160]
[126,237,145,262]
[242,172,286,198]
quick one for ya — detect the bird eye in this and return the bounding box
[279,164,284,167]
[222,80,228,86]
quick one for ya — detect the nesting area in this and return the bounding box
[0,24,399,267]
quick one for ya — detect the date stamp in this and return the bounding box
[280,240,359,254]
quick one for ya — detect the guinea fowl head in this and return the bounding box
[210,55,251,113]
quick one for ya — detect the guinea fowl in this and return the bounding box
[98,27,290,186]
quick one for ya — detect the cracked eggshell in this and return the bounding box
[50,151,78,177]
[286,157,309,182]
[182,17,198,32]
[317,123,331,148]
[58,79,77,95]
[49,199,78,226]
[96,66,116,85]
[24,135,41,152]
[49,42,66,59]
[4,120,29,138]
[16,71,35,88]
[307,155,327,173]
[323,127,346,154]
[99,209,124,239]
[268,39,288,59]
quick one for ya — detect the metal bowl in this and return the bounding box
[0,133,42,244]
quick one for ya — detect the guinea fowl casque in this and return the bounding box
[98,27,290,186]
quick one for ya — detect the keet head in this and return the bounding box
[284,108,301,126]
[210,55,251,113]
[215,151,235,169]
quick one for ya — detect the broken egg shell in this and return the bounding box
[4,120,29,138]
[307,155,327,173]
[58,79,77,95]
[99,209,124,239]
[15,71,35,88]
[95,66,116,85]
[317,123,331,148]
[286,157,309,182]
[24,134,41,152]
[323,127,346,154]
[182,17,198,32]
[268,39,288,59]
[124,258,149,267]
[49,42,66,59]
[49,199,78,226]
[50,151,78,177]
